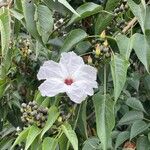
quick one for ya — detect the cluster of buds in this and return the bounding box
[21,101,48,128]
[18,38,32,57]
[116,20,128,30]
[114,0,128,15]
[94,31,111,58]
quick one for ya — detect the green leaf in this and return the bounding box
[61,29,87,52]
[115,34,133,60]
[36,5,54,43]
[58,134,68,150]
[42,137,58,150]
[115,131,130,149]
[128,0,146,32]
[0,8,11,57]
[136,136,150,150]
[119,111,144,125]
[95,12,113,34]
[77,101,88,139]
[61,122,78,150]
[67,2,102,25]
[110,54,130,102]
[10,9,24,21]
[93,93,115,150]
[105,0,121,11]
[0,138,14,150]
[75,41,91,55]
[0,80,6,98]
[43,0,69,15]
[130,120,150,140]
[145,6,150,31]
[132,33,150,73]
[82,137,101,150]
[41,106,59,138]
[0,8,11,73]
[57,0,79,16]
[126,97,146,113]
[25,125,41,150]
[22,0,42,42]
[11,127,30,149]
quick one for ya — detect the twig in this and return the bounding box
[7,0,13,8]
[122,17,137,34]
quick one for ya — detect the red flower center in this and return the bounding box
[64,78,73,85]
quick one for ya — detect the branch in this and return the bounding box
[122,17,137,34]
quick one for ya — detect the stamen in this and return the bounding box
[64,78,73,85]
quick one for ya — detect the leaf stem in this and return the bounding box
[104,64,107,96]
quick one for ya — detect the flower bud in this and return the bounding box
[95,44,101,57]
[103,40,108,47]
[100,30,106,39]
[88,55,92,64]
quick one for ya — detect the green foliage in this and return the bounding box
[93,93,115,150]
[1,0,150,149]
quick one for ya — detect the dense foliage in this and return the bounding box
[0,0,150,149]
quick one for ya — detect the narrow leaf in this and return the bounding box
[110,54,130,102]
[132,33,150,73]
[68,2,102,25]
[42,137,58,150]
[41,106,59,138]
[128,0,146,32]
[57,0,79,16]
[36,5,54,43]
[61,122,78,150]
[93,93,115,150]
[11,127,30,149]
[116,34,133,60]
[0,8,11,57]
[61,29,87,52]
[25,125,41,150]
[22,0,41,42]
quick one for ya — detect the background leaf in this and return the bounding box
[93,93,115,150]
[25,125,41,150]
[61,122,78,150]
[61,29,87,52]
[42,137,58,150]
[41,106,59,138]
[110,54,130,102]
[68,2,102,25]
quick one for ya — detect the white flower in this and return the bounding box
[37,52,98,103]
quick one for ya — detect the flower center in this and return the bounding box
[64,78,73,85]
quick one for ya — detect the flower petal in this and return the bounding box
[73,64,97,81]
[60,51,84,76]
[66,83,87,103]
[37,60,63,80]
[38,79,66,97]
[73,80,97,96]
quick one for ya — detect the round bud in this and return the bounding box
[21,103,27,108]
[31,110,37,116]
[33,105,38,110]
[103,47,109,53]
[36,114,41,121]
[28,102,32,107]
[105,52,111,57]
